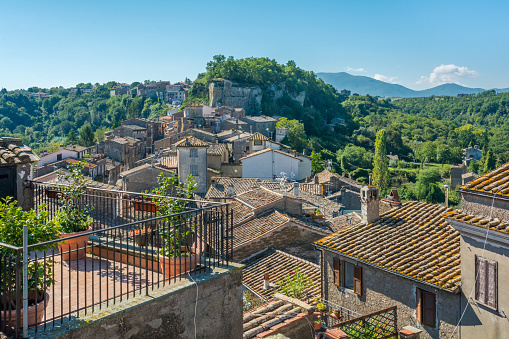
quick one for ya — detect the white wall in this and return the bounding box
[298,156,312,180]
[38,149,78,168]
[241,150,300,181]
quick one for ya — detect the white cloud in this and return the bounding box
[417,64,479,85]
[374,74,398,84]
[346,67,366,73]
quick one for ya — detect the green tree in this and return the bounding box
[276,118,307,151]
[66,129,78,144]
[373,129,389,190]
[78,124,95,147]
[483,150,496,174]
[415,168,444,203]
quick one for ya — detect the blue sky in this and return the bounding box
[1,0,507,90]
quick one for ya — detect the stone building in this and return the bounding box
[445,162,509,339]
[98,136,142,169]
[463,146,482,166]
[0,137,39,209]
[209,79,262,110]
[275,127,288,143]
[315,190,462,339]
[109,124,148,156]
[122,118,166,153]
[176,136,209,194]
[241,116,277,136]
[450,164,467,188]
[118,163,175,193]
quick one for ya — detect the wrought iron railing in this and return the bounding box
[330,306,398,339]
[0,182,233,337]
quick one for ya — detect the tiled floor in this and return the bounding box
[40,253,166,325]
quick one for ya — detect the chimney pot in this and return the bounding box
[369,173,373,186]
[294,182,299,197]
[263,274,270,290]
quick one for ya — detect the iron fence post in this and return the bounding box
[23,224,29,337]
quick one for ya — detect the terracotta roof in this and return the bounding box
[119,163,152,177]
[240,148,302,161]
[316,201,461,291]
[206,177,259,199]
[64,158,97,169]
[230,200,255,224]
[241,247,320,300]
[234,210,290,248]
[460,162,509,195]
[445,209,509,234]
[236,188,283,209]
[175,136,209,147]
[329,212,362,232]
[0,137,39,165]
[207,143,226,156]
[248,132,269,141]
[243,299,305,339]
[314,170,362,188]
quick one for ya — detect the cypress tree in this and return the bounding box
[373,129,389,190]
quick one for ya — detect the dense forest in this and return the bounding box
[2,56,509,205]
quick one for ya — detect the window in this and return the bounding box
[254,140,262,146]
[475,256,498,309]
[416,289,436,327]
[342,261,362,296]
[344,262,354,289]
[333,258,340,286]
[190,165,198,176]
[57,154,62,161]
[190,149,198,157]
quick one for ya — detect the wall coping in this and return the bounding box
[446,218,509,248]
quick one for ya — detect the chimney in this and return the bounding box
[293,150,297,157]
[227,184,235,197]
[314,176,319,184]
[262,274,270,290]
[294,182,299,197]
[361,186,379,224]
[368,173,373,186]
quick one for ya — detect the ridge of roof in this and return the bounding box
[460,162,509,196]
[240,147,302,161]
[175,136,209,147]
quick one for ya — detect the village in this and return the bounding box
[0,78,506,339]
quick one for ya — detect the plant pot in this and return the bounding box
[314,322,322,330]
[45,188,61,199]
[334,312,340,318]
[0,291,49,329]
[132,197,158,213]
[158,253,198,279]
[58,230,91,261]
[133,233,148,247]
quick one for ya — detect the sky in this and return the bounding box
[1,0,508,91]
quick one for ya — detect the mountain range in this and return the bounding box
[316,72,509,98]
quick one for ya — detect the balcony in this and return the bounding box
[0,181,233,338]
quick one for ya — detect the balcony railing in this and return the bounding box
[0,181,233,337]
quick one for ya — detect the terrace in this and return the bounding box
[0,180,233,338]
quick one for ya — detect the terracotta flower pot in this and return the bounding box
[58,230,91,261]
[0,292,49,329]
[158,253,198,279]
[314,322,322,330]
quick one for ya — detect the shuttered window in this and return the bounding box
[416,288,436,328]
[475,255,498,309]
[353,266,362,296]
[333,258,340,287]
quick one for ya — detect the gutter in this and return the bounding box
[457,188,509,202]
[314,243,459,294]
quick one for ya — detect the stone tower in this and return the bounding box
[176,136,209,194]
[361,185,380,224]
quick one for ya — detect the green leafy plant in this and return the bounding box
[145,173,197,258]
[243,290,264,312]
[316,302,327,312]
[55,161,94,233]
[276,268,315,300]
[0,198,59,304]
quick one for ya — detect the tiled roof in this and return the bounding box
[315,170,362,188]
[121,124,147,131]
[236,188,283,209]
[230,200,255,224]
[64,145,89,152]
[160,155,177,168]
[241,247,320,300]
[234,210,290,248]
[243,299,304,339]
[316,201,461,291]
[460,162,509,195]
[298,190,343,219]
[0,137,39,165]
[119,163,152,177]
[444,209,509,234]
[207,143,226,156]
[240,148,302,161]
[205,177,259,199]
[329,212,362,232]
[248,132,269,141]
[64,158,97,169]
[174,136,209,147]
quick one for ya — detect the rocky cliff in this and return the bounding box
[209,80,262,110]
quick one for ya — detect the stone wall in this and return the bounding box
[33,264,244,339]
[220,163,242,178]
[462,192,509,222]
[321,250,460,339]
[209,80,262,110]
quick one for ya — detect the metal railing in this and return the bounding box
[329,306,398,339]
[319,298,361,327]
[0,182,233,337]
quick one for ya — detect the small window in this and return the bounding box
[475,256,498,309]
[416,289,436,328]
[57,154,62,161]
[190,149,198,157]
[190,165,198,176]
[254,140,262,146]
[344,262,355,289]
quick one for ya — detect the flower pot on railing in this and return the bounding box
[129,228,152,247]
[45,188,61,199]
[158,249,198,279]
[132,197,159,213]
[0,291,49,329]
[314,321,322,330]
[58,230,91,261]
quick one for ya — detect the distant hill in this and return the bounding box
[317,72,509,98]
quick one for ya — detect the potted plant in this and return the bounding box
[316,302,327,314]
[313,208,324,219]
[55,161,94,261]
[333,308,341,318]
[147,173,199,279]
[314,320,322,330]
[129,227,152,247]
[0,198,59,329]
